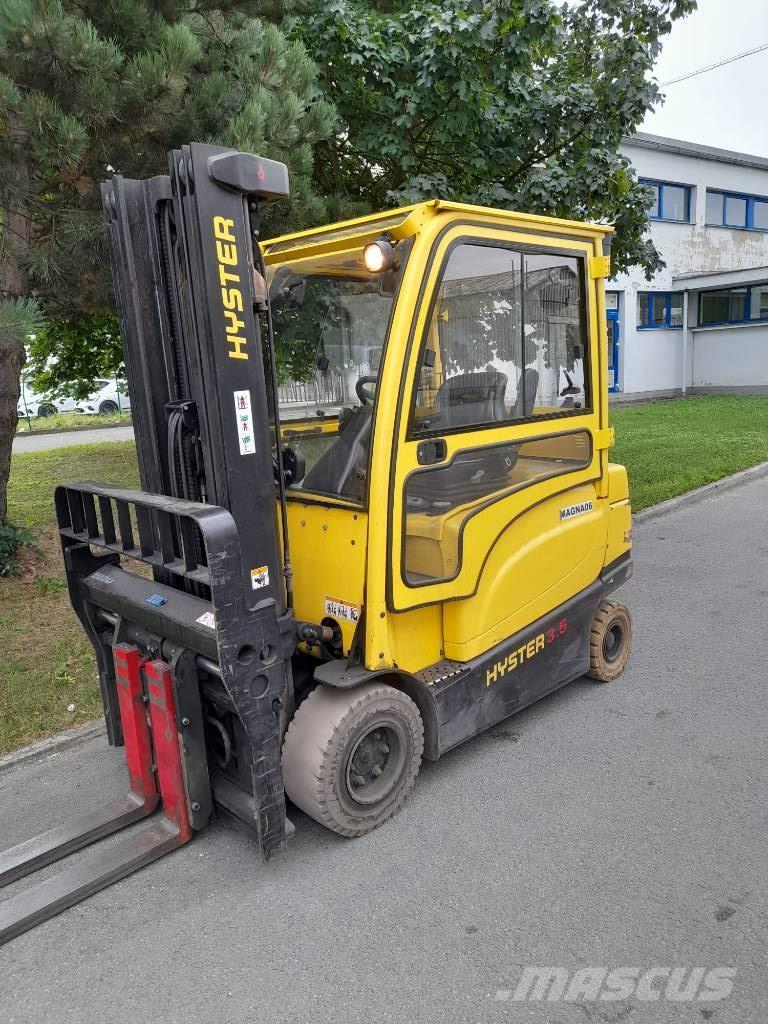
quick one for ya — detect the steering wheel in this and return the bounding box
[355,375,378,406]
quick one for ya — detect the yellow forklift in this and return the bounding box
[0,144,632,942]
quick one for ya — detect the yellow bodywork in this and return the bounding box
[264,201,631,674]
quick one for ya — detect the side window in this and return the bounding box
[409,242,589,437]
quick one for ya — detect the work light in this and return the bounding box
[364,238,394,273]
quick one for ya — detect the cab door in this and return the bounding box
[388,224,608,661]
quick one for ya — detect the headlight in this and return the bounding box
[363,238,394,273]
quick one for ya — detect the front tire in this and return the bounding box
[37,403,56,417]
[587,600,632,682]
[99,400,119,415]
[281,682,423,837]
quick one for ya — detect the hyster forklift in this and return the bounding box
[0,144,633,943]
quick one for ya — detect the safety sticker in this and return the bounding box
[233,390,256,455]
[324,597,360,623]
[251,565,270,590]
[559,500,593,521]
[196,611,216,629]
[91,571,113,584]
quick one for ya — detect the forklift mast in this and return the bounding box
[101,144,287,605]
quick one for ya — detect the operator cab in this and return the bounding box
[262,200,623,671]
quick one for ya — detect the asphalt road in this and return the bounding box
[1,477,766,1023]
[12,425,135,453]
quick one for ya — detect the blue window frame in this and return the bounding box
[705,189,768,231]
[699,283,768,326]
[639,179,692,223]
[637,292,684,329]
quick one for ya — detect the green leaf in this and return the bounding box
[294,0,693,274]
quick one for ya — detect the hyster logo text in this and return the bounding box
[560,500,593,521]
[213,215,248,361]
[486,618,568,687]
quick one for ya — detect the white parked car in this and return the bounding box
[77,380,131,416]
[17,380,79,418]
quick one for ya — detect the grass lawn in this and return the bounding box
[2,396,768,755]
[0,442,138,755]
[611,396,768,510]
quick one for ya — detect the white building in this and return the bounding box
[608,133,768,399]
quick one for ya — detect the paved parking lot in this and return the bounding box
[1,477,766,1023]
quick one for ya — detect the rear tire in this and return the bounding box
[281,682,424,837]
[587,600,632,682]
[99,400,119,415]
[37,403,56,417]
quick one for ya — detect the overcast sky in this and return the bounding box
[640,0,768,157]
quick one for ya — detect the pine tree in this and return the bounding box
[0,0,335,527]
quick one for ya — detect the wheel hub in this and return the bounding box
[603,621,624,663]
[345,724,403,806]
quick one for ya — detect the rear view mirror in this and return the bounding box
[272,277,306,312]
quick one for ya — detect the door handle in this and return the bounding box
[417,438,447,466]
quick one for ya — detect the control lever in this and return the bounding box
[560,370,581,397]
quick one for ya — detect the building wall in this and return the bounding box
[622,148,768,278]
[692,325,768,388]
[624,326,684,393]
[609,140,768,397]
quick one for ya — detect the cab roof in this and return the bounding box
[262,200,612,265]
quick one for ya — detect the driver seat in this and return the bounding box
[511,368,539,419]
[435,369,508,429]
[302,405,373,503]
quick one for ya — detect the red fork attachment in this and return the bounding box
[0,645,192,946]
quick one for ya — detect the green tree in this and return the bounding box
[296,0,694,274]
[28,314,123,401]
[0,0,334,526]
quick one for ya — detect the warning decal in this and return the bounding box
[233,390,256,455]
[251,565,270,590]
[324,597,360,623]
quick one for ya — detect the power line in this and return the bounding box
[660,42,768,87]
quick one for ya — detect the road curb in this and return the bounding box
[0,719,106,775]
[633,459,768,524]
[16,419,132,438]
[4,458,768,771]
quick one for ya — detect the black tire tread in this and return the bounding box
[587,599,632,682]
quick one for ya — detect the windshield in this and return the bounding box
[267,240,410,505]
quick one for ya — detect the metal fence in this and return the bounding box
[277,369,350,409]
